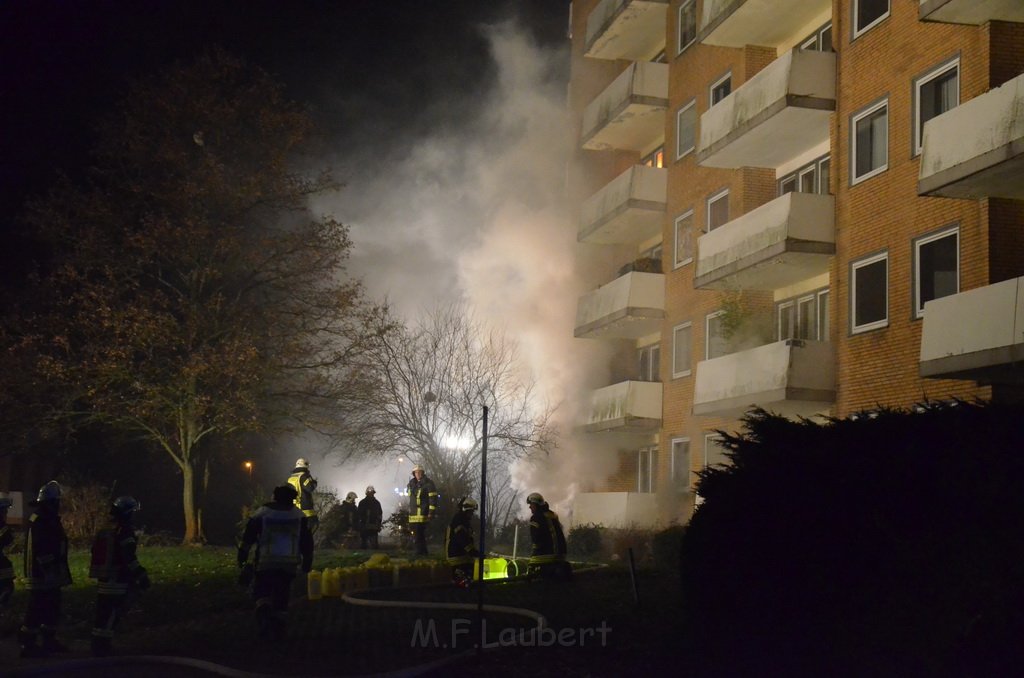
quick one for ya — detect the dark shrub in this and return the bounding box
[651,524,684,571]
[567,522,602,559]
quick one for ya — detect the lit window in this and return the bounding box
[851,99,888,184]
[671,438,690,493]
[676,100,696,160]
[914,225,959,319]
[642,146,665,168]
[672,322,692,378]
[854,0,889,38]
[678,0,696,54]
[710,72,731,107]
[706,189,729,231]
[674,210,694,268]
[851,252,888,333]
[914,59,959,156]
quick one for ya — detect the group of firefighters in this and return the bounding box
[0,458,570,655]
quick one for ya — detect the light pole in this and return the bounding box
[243,461,253,480]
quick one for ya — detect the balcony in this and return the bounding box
[918,72,1024,200]
[572,492,659,528]
[701,0,832,49]
[579,165,667,245]
[694,192,834,290]
[575,271,665,339]
[584,380,663,433]
[693,339,835,418]
[919,0,1024,24]
[698,49,835,169]
[581,61,668,152]
[585,0,668,61]
[920,277,1024,383]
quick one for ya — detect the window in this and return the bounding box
[778,154,830,196]
[710,72,731,107]
[671,438,690,493]
[638,446,657,493]
[706,189,729,231]
[778,301,796,341]
[797,295,815,340]
[706,310,728,360]
[672,322,692,378]
[638,343,661,382]
[674,210,694,268]
[817,290,830,340]
[703,434,730,468]
[914,225,959,319]
[779,288,829,340]
[854,0,889,38]
[676,100,696,160]
[677,0,696,54]
[800,22,833,52]
[851,252,888,333]
[851,99,888,184]
[642,145,665,168]
[914,59,959,156]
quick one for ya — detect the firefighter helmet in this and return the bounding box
[345,491,357,502]
[295,458,310,469]
[111,496,141,516]
[526,492,545,506]
[460,497,478,511]
[412,464,424,473]
[273,485,298,503]
[37,480,62,503]
[366,485,375,494]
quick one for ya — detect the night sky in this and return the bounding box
[0,0,571,287]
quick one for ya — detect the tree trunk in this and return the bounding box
[181,462,203,544]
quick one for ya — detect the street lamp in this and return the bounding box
[243,461,253,479]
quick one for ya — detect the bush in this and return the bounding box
[567,522,602,559]
[651,524,684,571]
[59,480,111,546]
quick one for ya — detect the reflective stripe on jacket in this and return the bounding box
[288,470,317,517]
[407,476,437,523]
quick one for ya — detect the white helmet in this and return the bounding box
[460,497,478,511]
[295,458,309,469]
[37,480,62,503]
[345,492,357,502]
[365,486,375,494]
[412,464,424,473]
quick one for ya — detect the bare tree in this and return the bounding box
[342,305,554,503]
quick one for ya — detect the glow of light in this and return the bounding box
[441,434,475,451]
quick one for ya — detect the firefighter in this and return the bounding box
[238,485,313,639]
[287,457,319,534]
[357,485,383,550]
[445,497,479,587]
[406,465,437,556]
[19,480,72,658]
[0,494,14,610]
[526,492,571,581]
[338,491,359,548]
[89,496,151,657]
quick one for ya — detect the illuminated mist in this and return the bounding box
[312,17,619,521]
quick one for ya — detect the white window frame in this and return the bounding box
[705,310,727,360]
[851,98,889,185]
[673,209,694,268]
[709,71,731,107]
[913,58,960,157]
[818,156,831,194]
[817,289,830,340]
[638,446,657,493]
[671,438,690,493]
[672,321,692,378]
[851,251,889,334]
[703,433,729,468]
[675,99,696,160]
[796,294,816,340]
[637,342,661,382]
[677,0,697,55]
[705,188,729,232]
[913,224,960,320]
[853,0,890,39]
[778,300,796,341]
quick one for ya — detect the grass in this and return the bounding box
[1,546,681,676]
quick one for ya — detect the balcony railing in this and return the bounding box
[701,0,832,49]
[572,492,659,528]
[918,72,1024,200]
[575,271,665,339]
[694,192,834,290]
[698,48,835,169]
[584,380,663,433]
[585,0,668,61]
[693,339,835,418]
[581,61,668,152]
[919,0,1024,24]
[920,277,1024,383]
[579,165,667,245]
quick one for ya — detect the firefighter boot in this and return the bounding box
[18,627,43,658]
[40,628,68,654]
[255,600,275,640]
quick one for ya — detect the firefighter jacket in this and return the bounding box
[357,495,383,532]
[23,506,72,591]
[337,500,358,534]
[287,468,318,518]
[528,504,567,565]
[89,519,148,595]
[444,511,478,567]
[239,501,313,574]
[0,520,13,581]
[406,475,437,524]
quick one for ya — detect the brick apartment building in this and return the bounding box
[567,0,1024,528]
